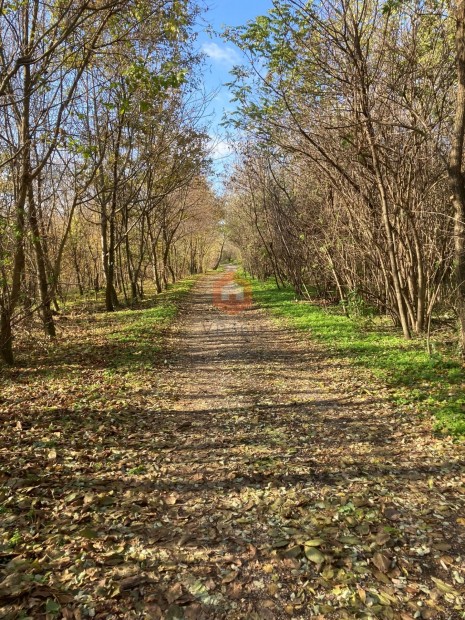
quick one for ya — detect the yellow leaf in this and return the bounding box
[357,586,366,604]
[431,577,460,596]
[304,539,324,547]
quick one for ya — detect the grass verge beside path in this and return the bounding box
[248,277,465,437]
[2,275,197,389]
[0,276,198,429]
[0,272,198,442]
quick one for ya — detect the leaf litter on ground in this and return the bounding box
[0,273,464,619]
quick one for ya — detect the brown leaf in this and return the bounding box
[184,604,202,620]
[0,573,34,598]
[222,570,239,584]
[229,582,243,599]
[247,544,257,558]
[384,507,401,521]
[166,582,183,604]
[119,574,148,591]
[373,552,391,573]
[375,531,391,546]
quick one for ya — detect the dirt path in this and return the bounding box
[138,270,465,619]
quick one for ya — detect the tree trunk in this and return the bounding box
[73,248,84,295]
[101,204,118,311]
[0,306,14,365]
[213,236,226,270]
[0,61,30,364]
[28,180,56,338]
[449,0,465,353]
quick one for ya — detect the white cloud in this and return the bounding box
[208,138,234,160]
[201,42,240,66]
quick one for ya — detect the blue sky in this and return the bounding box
[196,0,273,176]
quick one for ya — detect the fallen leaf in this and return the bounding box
[78,527,98,539]
[166,582,183,603]
[373,552,391,573]
[304,539,324,547]
[222,571,238,584]
[119,575,148,591]
[166,604,185,620]
[431,577,460,596]
[0,573,34,598]
[305,547,325,564]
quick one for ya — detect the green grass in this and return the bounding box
[0,276,198,421]
[104,278,195,370]
[248,278,465,437]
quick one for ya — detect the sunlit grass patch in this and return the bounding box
[0,276,198,416]
[249,278,465,437]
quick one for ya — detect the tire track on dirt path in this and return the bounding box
[150,270,465,619]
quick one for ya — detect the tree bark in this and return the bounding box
[449,0,465,353]
[0,58,30,364]
[28,180,56,338]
